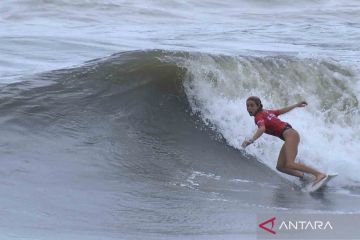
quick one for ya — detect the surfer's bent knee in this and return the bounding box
[285,162,298,170]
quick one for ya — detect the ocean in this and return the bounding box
[1,0,360,239]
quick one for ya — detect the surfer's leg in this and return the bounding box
[283,129,326,183]
[276,144,303,177]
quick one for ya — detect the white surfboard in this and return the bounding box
[303,173,338,193]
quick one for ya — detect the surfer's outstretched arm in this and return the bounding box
[242,125,265,148]
[278,101,307,115]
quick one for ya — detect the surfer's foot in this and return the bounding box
[299,173,315,183]
[312,173,327,186]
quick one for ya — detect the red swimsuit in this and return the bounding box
[254,109,292,140]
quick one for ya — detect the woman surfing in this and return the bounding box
[241,96,327,186]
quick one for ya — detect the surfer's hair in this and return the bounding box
[246,96,263,111]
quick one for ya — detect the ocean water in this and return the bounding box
[1,0,360,239]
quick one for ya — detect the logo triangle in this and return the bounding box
[259,217,276,235]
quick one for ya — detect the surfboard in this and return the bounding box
[303,173,338,193]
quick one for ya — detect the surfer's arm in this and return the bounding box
[278,101,308,115]
[241,125,265,148]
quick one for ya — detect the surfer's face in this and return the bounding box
[246,100,259,116]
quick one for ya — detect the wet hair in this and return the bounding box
[246,96,263,111]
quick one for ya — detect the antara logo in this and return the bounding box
[259,217,277,235]
[259,216,334,235]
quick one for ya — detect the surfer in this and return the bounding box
[241,96,326,185]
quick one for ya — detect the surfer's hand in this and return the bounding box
[297,101,308,107]
[241,139,253,148]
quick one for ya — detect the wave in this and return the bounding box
[0,49,359,189]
